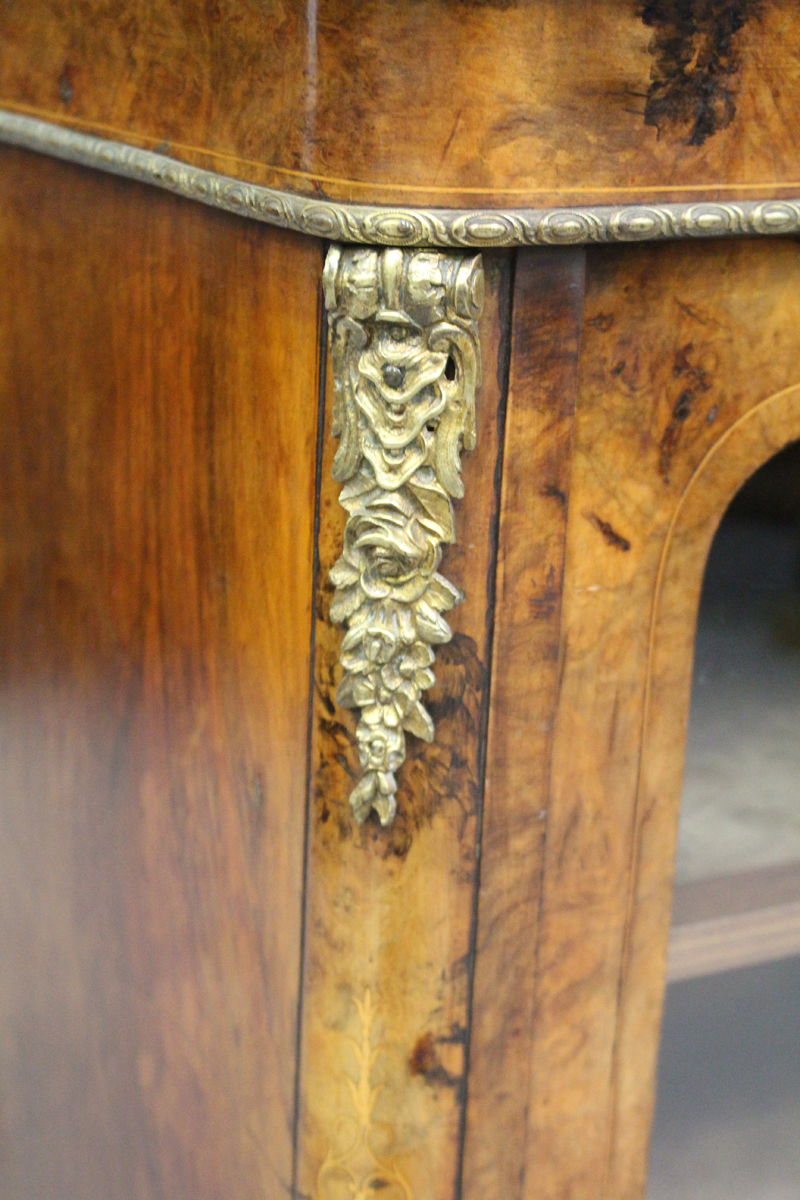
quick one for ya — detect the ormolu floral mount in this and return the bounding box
[323,244,484,826]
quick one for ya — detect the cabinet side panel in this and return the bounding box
[296,253,513,1200]
[462,247,585,1200]
[0,147,321,1200]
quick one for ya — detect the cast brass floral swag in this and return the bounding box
[323,244,483,825]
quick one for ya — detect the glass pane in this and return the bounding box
[648,958,800,1200]
[648,441,800,1199]
[677,508,800,885]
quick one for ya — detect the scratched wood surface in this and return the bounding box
[2,1,800,208]
[295,252,512,1200]
[513,236,800,1200]
[0,146,322,1200]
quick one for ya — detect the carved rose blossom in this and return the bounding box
[349,727,405,826]
[323,244,483,824]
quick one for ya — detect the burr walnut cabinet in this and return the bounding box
[2,4,800,1200]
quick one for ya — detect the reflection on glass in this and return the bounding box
[678,514,800,885]
[648,441,800,1200]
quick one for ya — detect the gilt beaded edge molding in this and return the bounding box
[6,110,800,246]
[323,244,482,826]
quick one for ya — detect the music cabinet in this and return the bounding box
[1,4,800,1198]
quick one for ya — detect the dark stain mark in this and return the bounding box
[676,298,713,325]
[659,393,694,476]
[587,312,615,332]
[437,105,465,176]
[541,482,567,508]
[659,341,714,477]
[673,388,695,422]
[409,1032,438,1076]
[673,343,712,388]
[438,1022,467,1046]
[611,360,627,377]
[529,563,560,621]
[58,67,73,105]
[237,765,268,857]
[639,0,762,146]
[408,1032,463,1091]
[585,512,632,552]
[251,774,265,822]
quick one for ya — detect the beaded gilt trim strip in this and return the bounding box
[4,109,800,248]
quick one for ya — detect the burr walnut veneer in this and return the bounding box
[2,5,800,1200]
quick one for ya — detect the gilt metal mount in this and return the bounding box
[323,244,483,826]
[8,111,800,249]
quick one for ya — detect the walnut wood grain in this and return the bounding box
[461,247,586,1200]
[7,133,800,1200]
[520,237,800,1200]
[0,145,322,1200]
[295,252,512,1200]
[2,1,800,209]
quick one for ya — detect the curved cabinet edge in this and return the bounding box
[4,110,800,250]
